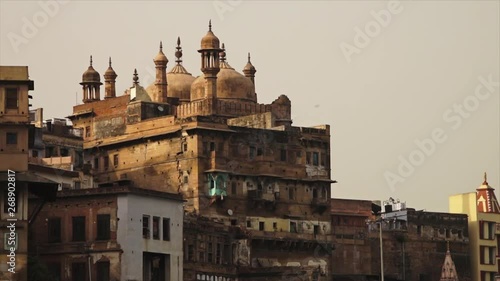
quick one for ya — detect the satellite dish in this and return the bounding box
[157,105,164,112]
[227,209,233,216]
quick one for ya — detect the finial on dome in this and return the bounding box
[175,36,183,65]
[483,172,488,185]
[209,20,212,31]
[160,41,163,51]
[219,43,226,62]
[248,52,251,63]
[108,57,112,67]
[90,55,93,67]
[133,69,139,85]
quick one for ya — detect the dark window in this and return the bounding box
[3,189,18,213]
[313,152,319,166]
[231,219,237,226]
[290,222,297,233]
[6,132,17,145]
[162,218,170,241]
[313,188,318,198]
[5,88,18,109]
[45,147,54,158]
[94,158,99,170]
[306,152,311,164]
[314,225,320,235]
[72,216,86,241]
[249,146,256,159]
[223,244,230,264]
[74,181,81,190]
[273,222,277,229]
[96,261,110,281]
[188,244,194,261]
[96,214,110,240]
[207,243,213,263]
[216,243,221,264]
[257,148,263,156]
[47,263,61,281]
[183,143,188,151]
[280,149,287,161]
[71,262,86,281]
[143,215,150,239]
[48,218,61,243]
[60,148,69,157]
[246,220,251,228]
[210,142,215,152]
[259,221,265,231]
[231,182,236,195]
[85,126,90,138]
[32,150,39,158]
[289,188,295,200]
[113,154,119,167]
[103,156,109,170]
[153,216,160,240]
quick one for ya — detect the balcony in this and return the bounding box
[311,197,329,213]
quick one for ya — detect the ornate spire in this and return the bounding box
[175,37,183,65]
[439,243,458,281]
[209,19,212,31]
[90,55,93,66]
[243,52,257,85]
[133,69,139,85]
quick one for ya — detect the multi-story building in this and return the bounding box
[0,66,58,281]
[450,174,500,281]
[66,22,335,279]
[28,185,184,281]
[329,197,471,281]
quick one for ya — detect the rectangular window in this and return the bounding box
[183,143,188,152]
[5,88,18,109]
[231,182,237,195]
[314,225,320,235]
[47,263,61,281]
[207,242,213,263]
[257,148,263,156]
[72,216,86,242]
[94,158,99,170]
[280,149,287,161]
[60,148,69,157]
[152,216,160,240]
[96,214,110,240]
[143,215,150,239]
[85,126,90,138]
[210,142,215,152]
[216,243,221,264]
[290,222,297,233]
[48,218,61,243]
[113,154,119,167]
[72,262,86,281]
[289,188,295,200]
[74,181,81,190]
[46,147,54,158]
[3,189,18,214]
[32,150,39,158]
[162,218,170,241]
[306,152,311,164]
[187,244,194,261]
[103,156,109,170]
[223,244,230,264]
[183,175,188,184]
[249,146,256,159]
[259,221,265,231]
[273,222,277,230]
[6,132,17,145]
[313,152,319,166]
[96,261,110,281]
[246,220,251,228]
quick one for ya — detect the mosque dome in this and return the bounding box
[82,56,101,83]
[200,20,220,50]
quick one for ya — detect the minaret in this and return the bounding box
[80,55,102,103]
[243,52,257,85]
[104,57,117,99]
[198,20,222,102]
[154,41,168,103]
[439,242,459,281]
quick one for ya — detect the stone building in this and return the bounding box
[28,185,184,281]
[67,22,335,280]
[330,198,471,281]
[0,66,59,281]
[450,174,500,281]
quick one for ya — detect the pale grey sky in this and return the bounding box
[1,1,498,212]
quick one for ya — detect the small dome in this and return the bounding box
[82,56,101,83]
[200,21,220,50]
[154,42,168,64]
[104,57,117,78]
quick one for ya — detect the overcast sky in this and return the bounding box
[1,1,498,212]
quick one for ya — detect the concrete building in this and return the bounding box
[450,174,500,281]
[66,22,335,280]
[0,66,58,281]
[29,185,184,281]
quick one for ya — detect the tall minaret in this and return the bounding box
[80,55,102,103]
[104,57,117,99]
[154,41,168,103]
[198,20,222,102]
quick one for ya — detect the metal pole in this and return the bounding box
[380,221,384,281]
